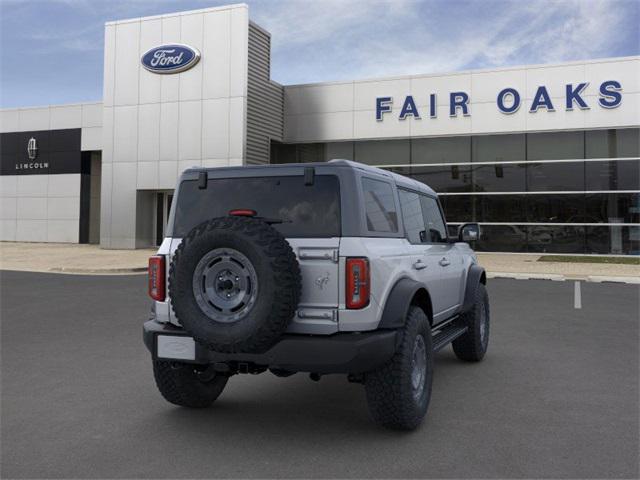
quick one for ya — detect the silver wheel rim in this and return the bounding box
[411,335,427,401]
[192,247,258,323]
[479,302,488,345]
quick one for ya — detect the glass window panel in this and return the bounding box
[411,136,471,164]
[472,164,526,192]
[585,128,640,159]
[479,195,528,222]
[361,177,398,232]
[472,134,525,162]
[411,165,472,193]
[585,160,640,190]
[440,195,474,222]
[420,195,448,243]
[527,131,584,160]
[526,162,585,191]
[586,226,640,255]
[526,226,585,254]
[526,194,585,222]
[476,225,528,252]
[354,139,409,166]
[398,189,426,244]
[270,142,296,164]
[325,142,354,161]
[585,192,640,224]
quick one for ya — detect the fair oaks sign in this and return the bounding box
[375,80,623,121]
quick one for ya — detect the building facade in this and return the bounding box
[1,4,638,253]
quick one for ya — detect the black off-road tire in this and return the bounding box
[452,283,490,362]
[153,361,228,408]
[169,216,301,353]
[364,306,433,430]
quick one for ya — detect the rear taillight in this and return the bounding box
[148,255,166,301]
[346,257,370,309]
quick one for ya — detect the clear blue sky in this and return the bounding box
[1,0,638,108]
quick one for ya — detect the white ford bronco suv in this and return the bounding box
[144,160,489,430]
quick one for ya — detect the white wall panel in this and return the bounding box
[137,103,160,162]
[138,19,162,105]
[354,78,411,112]
[285,83,353,115]
[48,174,80,197]
[50,105,82,129]
[229,7,248,98]
[0,196,17,219]
[0,109,19,132]
[137,161,158,189]
[81,103,103,127]
[81,126,102,151]
[160,16,181,103]
[103,25,116,107]
[114,21,141,106]
[179,14,204,102]
[202,98,230,158]
[0,220,17,241]
[525,64,585,101]
[113,106,138,162]
[109,162,137,248]
[586,58,640,94]
[203,9,231,99]
[158,161,178,189]
[18,108,49,131]
[411,74,472,108]
[16,220,47,242]
[47,197,79,220]
[228,96,245,158]
[47,220,79,243]
[101,107,114,163]
[159,102,179,161]
[17,176,48,197]
[472,69,526,104]
[17,197,47,219]
[178,101,202,160]
[0,176,18,197]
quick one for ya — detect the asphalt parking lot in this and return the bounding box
[1,271,638,479]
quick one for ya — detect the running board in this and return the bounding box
[432,324,468,352]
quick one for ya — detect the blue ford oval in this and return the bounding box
[141,44,201,74]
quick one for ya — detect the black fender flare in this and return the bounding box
[461,264,487,313]
[378,277,431,329]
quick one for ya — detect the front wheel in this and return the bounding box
[452,283,490,362]
[153,361,228,408]
[364,306,433,430]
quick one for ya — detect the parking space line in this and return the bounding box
[574,281,582,309]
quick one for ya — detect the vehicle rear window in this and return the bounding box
[171,175,341,238]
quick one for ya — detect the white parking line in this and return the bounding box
[574,281,582,309]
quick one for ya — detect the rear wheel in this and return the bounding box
[153,361,228,408]
[364,306,433,430]
[452,283,490,362]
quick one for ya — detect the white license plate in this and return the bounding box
[157,335,196,360]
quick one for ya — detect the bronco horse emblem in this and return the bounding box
[315,273,330,290]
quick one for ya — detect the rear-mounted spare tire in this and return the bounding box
[169,216,301,353]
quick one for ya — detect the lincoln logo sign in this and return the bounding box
[141,44,201,74]
[376,80,622,120]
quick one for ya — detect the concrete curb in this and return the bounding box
[488,271,640,284]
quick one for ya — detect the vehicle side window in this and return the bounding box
[361,177,398,233]
[398,189,426,244]
[420,195,448,243]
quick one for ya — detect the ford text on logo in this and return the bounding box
[376,80,622,120]
[141,44,201,74]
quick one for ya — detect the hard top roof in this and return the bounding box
[183,159,437,196]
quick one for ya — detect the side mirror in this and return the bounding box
[458,223,480,242]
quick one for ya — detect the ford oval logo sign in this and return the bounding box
[141,44,200,74]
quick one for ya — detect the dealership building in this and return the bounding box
[1,3,638,254]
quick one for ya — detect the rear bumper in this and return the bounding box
[143,320,398,374]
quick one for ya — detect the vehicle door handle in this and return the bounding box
[439,257,450,267]
[413,260,427,270]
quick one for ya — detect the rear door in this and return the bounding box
[420,195,465,317]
